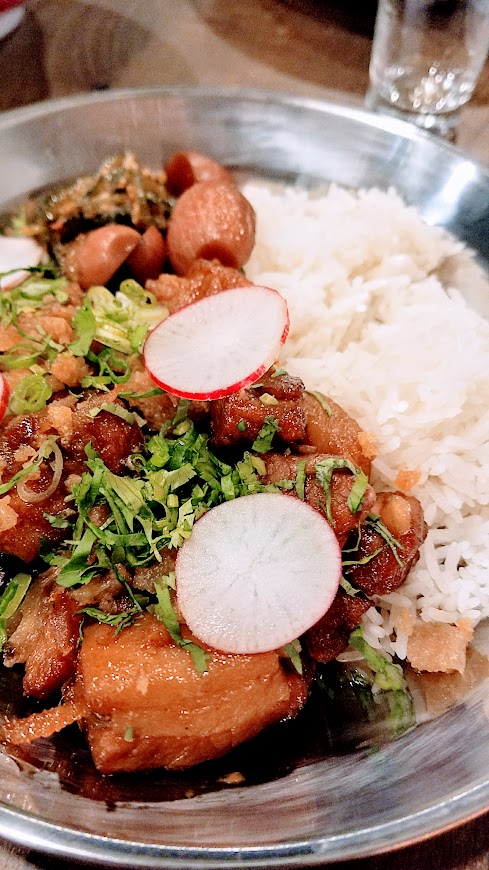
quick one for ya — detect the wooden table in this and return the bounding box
[1,1,489,867]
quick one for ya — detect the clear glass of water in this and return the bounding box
[367,0,489,136]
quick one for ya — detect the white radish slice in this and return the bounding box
[0,373,9,422]
[0,236,45,289]
[143,285,289,400]
[176,492,342,654]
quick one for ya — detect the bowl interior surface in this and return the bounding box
[0,86,488,868]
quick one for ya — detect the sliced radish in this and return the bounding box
[176,492,342,654]
[0,373,10,422]
[0,236,45,290]
[143,285,289,400]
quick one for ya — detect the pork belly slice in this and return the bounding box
[76,614,306,773]
[62,393,144,475]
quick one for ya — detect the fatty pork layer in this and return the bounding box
[76,614,307,772]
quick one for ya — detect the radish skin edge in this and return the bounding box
[143,285,289,400]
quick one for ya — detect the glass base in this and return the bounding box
[365,87,460,141]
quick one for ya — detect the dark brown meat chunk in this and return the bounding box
[302,391,372,476]
[263,452,375,547]
[0,413,43,478]
[5,572,82,699]
[146,258,253,315]
[0,415,69,561]
[62,395,143,476]
[0,473,67,563]
[304,589,371,664]
[211,371,306,449]
[0,395,143,562]
[343,491,427,597]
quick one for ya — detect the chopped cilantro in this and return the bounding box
[294,459,307,500]
[0,573,31,651]
[315,457,368,524]
[119,386,165,400]
[349,627,404,692]
[366,513,404,565]
[282,639,303,674]
[77,605,140,634]
[307,391,332,416]
[69,301,97,357]
[69,282,168,357]
[252,416,281,453]
[153,579,210,674]
[339,575,361,596]
[43,508,76,529]
[87,402,146,427]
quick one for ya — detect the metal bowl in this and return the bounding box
[0,86,488,868]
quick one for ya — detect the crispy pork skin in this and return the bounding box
[76,614,306,772]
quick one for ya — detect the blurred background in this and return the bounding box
[3,0,489,155]
[1,0,380,110]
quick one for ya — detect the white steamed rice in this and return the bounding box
[242,180,489,661]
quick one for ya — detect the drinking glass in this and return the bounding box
[367,0,489,136]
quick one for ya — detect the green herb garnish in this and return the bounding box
[307,390,332,416]
[294,459,307,500]
[0,573,31,651]
[77,606,140,634]
[153,578,210,674]
[366,513,404,566]
[8,372,52,415]
[70,282,168,357]
[314,457,368,524]
[282,639,303,675]
[349,627,404,692]
[252,416,281,453]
